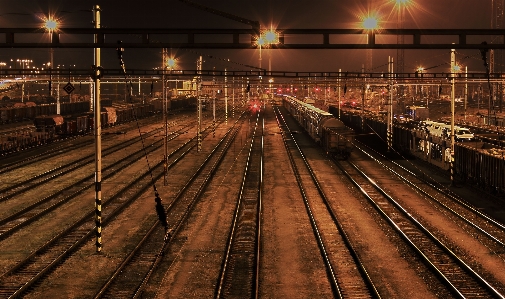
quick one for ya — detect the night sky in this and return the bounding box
[0,0,496,73]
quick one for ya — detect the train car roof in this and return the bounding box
[285,96,332,116]
[321,118,346,128]
[34,114,65,125]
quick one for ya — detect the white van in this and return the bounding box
[428,122,449,137]
[429,124,474,141]
[454,126,474,141]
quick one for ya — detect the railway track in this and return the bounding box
[0,114,180,175]
[274,107,380,299]
[93,113,245,298]
[0,120,198,242]
[335,156,505,298]
[355,140,505,259]
[0,117,223,298]
[0,124,165,203]
[215,111,263,299]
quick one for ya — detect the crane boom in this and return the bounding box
[178,0,260,33]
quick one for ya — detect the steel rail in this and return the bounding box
[276,107,381,299]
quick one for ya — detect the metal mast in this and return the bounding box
[491,0,504,73]
[491,0,504,113]
[397,3,405,96]
[93,4,103,253]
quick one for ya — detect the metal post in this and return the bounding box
[93,5,103,253]
[213,96,216,137]
[464,66,468,121]
[162,48,168,186]
[387,56,394,152]
[450,47,456,185]
[361,64,365,130]
[89,81,94,112]
[232,76,235,119]
[225,68,228,124]
[338,68,341,119]
[56,81,60,113]
[197,56,202,152]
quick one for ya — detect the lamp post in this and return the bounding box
[163,54,176,185]
[257,36,265,70]
[263,29,278,99]
[416,66,425,106]
[257,29,278,102]
[45,17,58,112]
[363,15,378,71]
[362,14,379,129]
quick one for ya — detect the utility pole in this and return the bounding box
[225,68,228,124]
[450,47,456,185]
[387,56,394,153]
[162,48,168,186]
[197,55,202,152]
[338,68,341,119]
[93,5,103,253]
[465,66,468,121]
[232,76,235,119]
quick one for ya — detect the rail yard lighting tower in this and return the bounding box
[416,66,425,105]
[362,14,379,129]
[362,14,379,72]
[45,17,59,113]
[257,36,265,71]
[163,53,177,185]
[256,29,278,100]
[262,29,278,99]
[263,29,278,71]
[393,0,412,97]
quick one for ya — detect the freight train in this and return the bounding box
[33,103,155,136]
[1,97,198,155]
[0,101,91,124]
[283,95,354,159]
[32,96,198,136]
[329,105,505,194]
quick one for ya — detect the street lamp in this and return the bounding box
[257,29,279,100]
[257,36,266,71]
[361,14,379,129]
[262,29,278,74]
[362,14,379,71]
[45,16,59,112]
